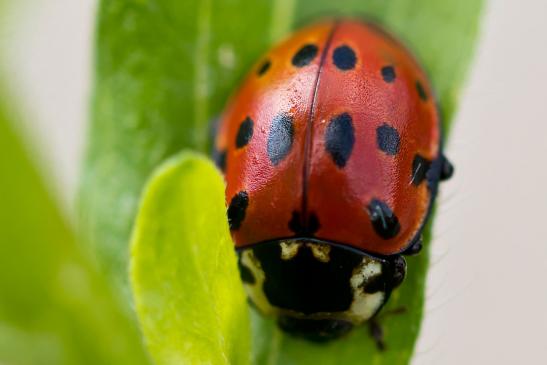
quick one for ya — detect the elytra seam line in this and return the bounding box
[300,20,341,231]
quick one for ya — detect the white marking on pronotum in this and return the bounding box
[349,258,386,322]
[306,243,331,262]
[240,250,276,315]
[280,241,300,260]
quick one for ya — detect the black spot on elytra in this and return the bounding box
[257,59,271,76]
[381,66,396,83]
[416,81,428,101]
[292,44,318,67]
[227,191,249,230]
[288,211,320,235]
[235,117,254,149]
[366,199,400,239]
[411,154,432,186]
[288,212,302,234]
[376,123,400,155]
[332,45,357,70]
[213,148,227,172]
[237,257,255,284]
[267,113,294,165]
[325,112,355,168]
[308,213,320,234]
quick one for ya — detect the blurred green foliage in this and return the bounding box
[131,152,251,365]
[0,91,150,365]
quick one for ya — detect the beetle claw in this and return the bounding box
[440,155,454,181]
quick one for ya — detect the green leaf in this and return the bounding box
[130,152,251,365]
[79,0,280,300]
[0,91,150,364]
[82,0,483,364]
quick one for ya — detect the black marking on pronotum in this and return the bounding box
[235,117,254,149]
[257,59,271,76]
[292,44,318,67]
[325,112,355,168]
[288,211,320,235]
[416,81,428,101]
[227,191,249,230]
[252,242,362,315]
[237,257,256,284]
[366,199,400,239]
[267,113,294,165]
[381,66,396,83]
[361,273,386,294]
[376,123,400,155]
[411,154,432,186]
[332,45,357,70]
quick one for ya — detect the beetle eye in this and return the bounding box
[387,256,407,289]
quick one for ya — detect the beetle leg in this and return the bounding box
[403,236,423,256]
[369,319,386,351]
[368,306,408,350]
[380,306,407,316]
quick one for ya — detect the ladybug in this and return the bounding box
[214,19,453,342]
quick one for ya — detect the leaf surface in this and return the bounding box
[0,92,149,365]
[130,152,251,365]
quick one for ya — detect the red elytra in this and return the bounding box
[215,19,444,256]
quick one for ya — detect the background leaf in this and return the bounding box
[81,0,484,364]
[0,90,150,364]
[130,152,251,365]
[79,0,280,301]
[1,3,148,360]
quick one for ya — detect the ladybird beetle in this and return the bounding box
[214,19,453,342]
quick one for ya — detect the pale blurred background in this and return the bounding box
[2,0,546,364]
